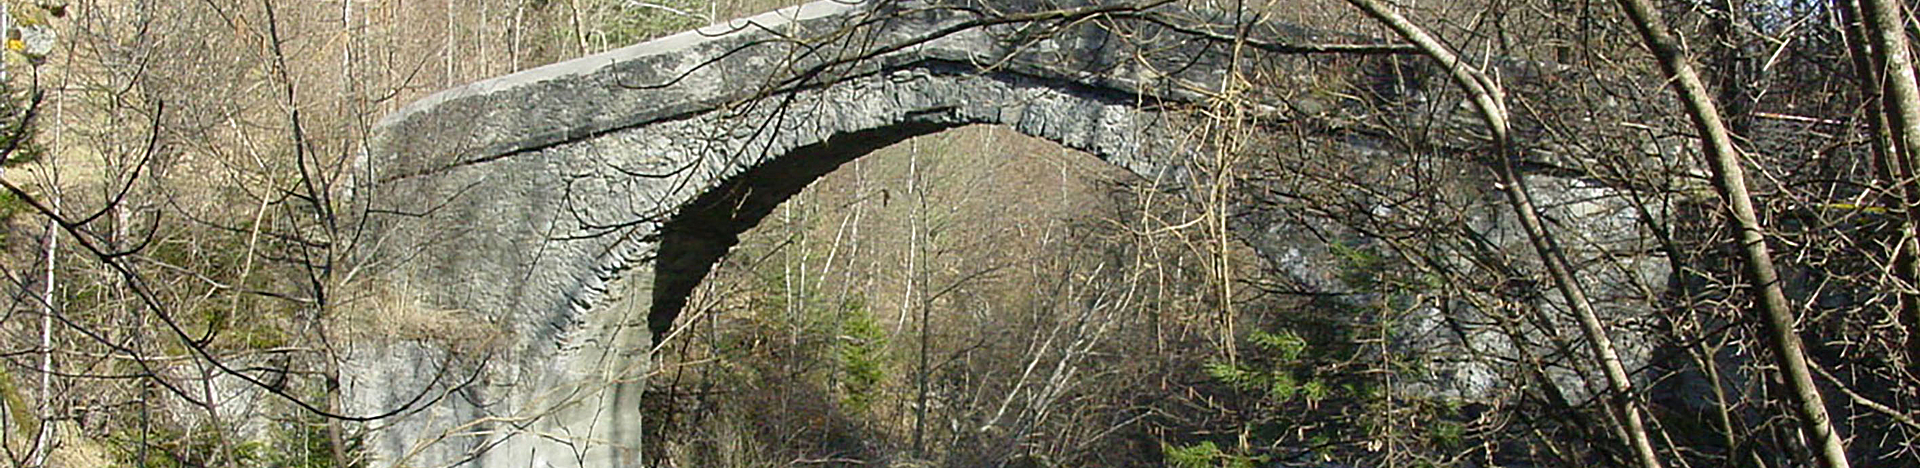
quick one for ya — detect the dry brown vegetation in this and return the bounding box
[0,0,1917,467]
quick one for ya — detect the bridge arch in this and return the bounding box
[350,2,1427,467]
[643,63,1191,344]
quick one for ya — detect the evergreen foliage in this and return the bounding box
[831,295,887,414]
[1163,441,1258,468]
[0,78,38,163]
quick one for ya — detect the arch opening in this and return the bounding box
[649,121,964,340]
[638,122,1243,466]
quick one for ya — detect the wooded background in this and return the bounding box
[1,0,1917,467]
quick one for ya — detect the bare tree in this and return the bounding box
[1610,0,1852,466]
[1849,0,1920,375]
[1337,1,1667,467]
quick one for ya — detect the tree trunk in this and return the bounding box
[1852,0,1920,378]
[1339,2,1665,467]
[1611,0,1853,466]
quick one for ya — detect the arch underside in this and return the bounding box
[349,1,1662,467]
[355,60,1205,468]
[644,62,1191,343]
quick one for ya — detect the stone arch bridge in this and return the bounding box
[344,1,1660,467]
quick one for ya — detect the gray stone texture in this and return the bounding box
[347,1,1672,467]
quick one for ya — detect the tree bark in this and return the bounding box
[1852,0,1920,378]
[1339,1,1665,467]
[1611,0,1853,466]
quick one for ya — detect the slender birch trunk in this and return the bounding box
[1834,0,1920,347]
[1852,0,1920,377]
[1339,1,1666,467]
[35,190,57,468]
[1611,0,1852,466]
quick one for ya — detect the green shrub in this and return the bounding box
[0,189,27,228]
[1249,329,1307,361]
[269,421,364,468]
[1328,241,1387,289]
[108,425,261,468]
[833,296,887,414]
[1163,441,1258,468]
[1428,421,1466,450]
[0,80,43,226]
